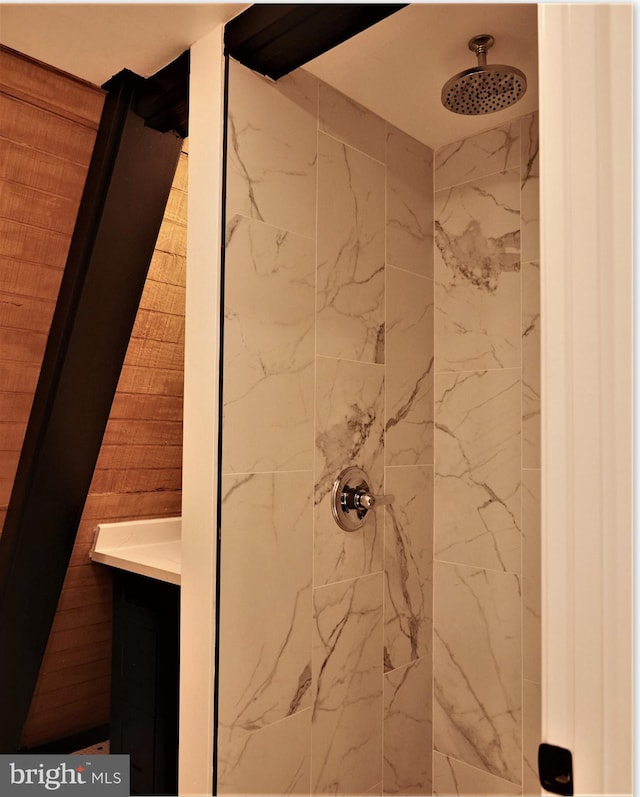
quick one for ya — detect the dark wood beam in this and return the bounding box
[0,54,187,752]
[224,3,408,80]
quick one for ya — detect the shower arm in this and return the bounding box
[469,34,494,67]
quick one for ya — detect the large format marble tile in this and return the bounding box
[312,573,383,795]
[386,125,434,277]
[317,132,385,363]
[434,369,521,573]
[383,657,432,795]
[319,81,386,162]
[218,471,312,741]
[433,752,521,796]
[385,266,434,466]
[435,169,521,371]
[433,562,522,784]
[523,469,541,683]
[217,708,311,795]
[523,680,541,796]
[435,121,521,191]
[520,113,539,264]
[227,59,317,239]
[384,465,433,671]
[522,260,541,469]
[314,356,384,586]
[222,216,315,473]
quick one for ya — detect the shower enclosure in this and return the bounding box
[214,13,538,794]
[180,5,632,796]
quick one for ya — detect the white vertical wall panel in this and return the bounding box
[538,5,633,795]
[180,25,225,797]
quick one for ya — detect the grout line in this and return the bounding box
[433,557,521,577]
[220,468,314,478]
[431,143,437,778]
[315,353,385,368]
[433,749,523,790]
[222,210,316,243]
[384,463,434,471]
[519,112,526,793]
[309,83,320,795]
[385,261,434,281]
[312,569,384,592]
[317,127,386,167]
[434,365,522,377]
[381,121,388,792]
[434,163,522,195]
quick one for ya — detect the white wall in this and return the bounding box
[538,5,633,795]
[180,24,225,797]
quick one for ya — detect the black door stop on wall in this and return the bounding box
[538,743,574,796]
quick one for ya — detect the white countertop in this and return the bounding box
[90,517,181,585]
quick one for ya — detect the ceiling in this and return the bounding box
[0,3,537,150]
[0,3,248,84]
[305,4,538,149]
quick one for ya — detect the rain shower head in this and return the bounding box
[441,34,527,115]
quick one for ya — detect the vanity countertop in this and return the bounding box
[90,517,181,585]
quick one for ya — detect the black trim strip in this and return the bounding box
[211,52,231,797]
[224,3,407,80]
[0,58,187,752]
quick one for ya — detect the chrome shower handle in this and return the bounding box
[331,466,394,532]
[353,489,394,511]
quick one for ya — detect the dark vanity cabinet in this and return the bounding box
[110,571,180,796]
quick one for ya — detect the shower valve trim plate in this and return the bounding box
[331,466,394,532]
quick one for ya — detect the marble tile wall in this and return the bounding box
[433,116,540,796]
[219,59,434,796]
[219,55,540,796]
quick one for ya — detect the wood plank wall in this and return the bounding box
[0,46,104,527]
[0,46,187,748]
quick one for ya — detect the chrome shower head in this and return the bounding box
[441,34,527,115]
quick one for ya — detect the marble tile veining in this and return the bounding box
[434,562,522,785]
[227,60,317,239]
[522,260,541,469]
[219,472,312,741]
[314,356,384,586]
[385,265,434,467]
[217,708,311,795]
[522,469,541,683]
[432,752,521,796]
[520,113,540,264]
[386,125,434,278]
[317,132,386,363]
[384,657,432,795]
[312,573,383,795]
[319,81,386,162]
[435,121,521,191]
[435,368,521,573]
[384,465,433,672]
[435,169,521,371]
[223,215,315,474]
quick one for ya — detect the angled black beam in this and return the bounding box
[0,53,188,752]
[224,3,407,80]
